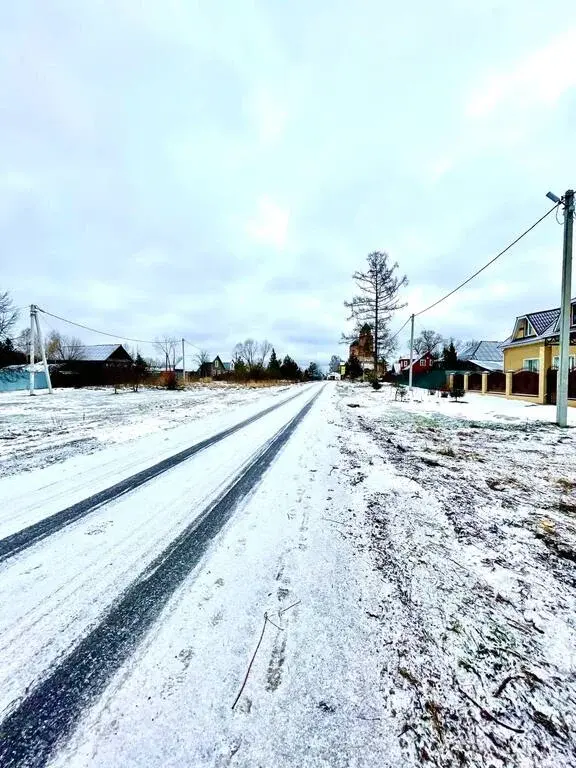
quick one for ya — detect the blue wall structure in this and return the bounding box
[0,368,48,392]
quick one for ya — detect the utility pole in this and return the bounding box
[33,305,53,394]
[181,338,186,386]
[408,313,415,392]
[29,305,35,395]
[556,189,574,427]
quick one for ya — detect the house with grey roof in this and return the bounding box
[458,341,504,372]
[50,344,134,387]
[57,344,133,363]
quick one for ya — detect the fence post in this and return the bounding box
[538,345,550,405]
[505,371,513,398]
[463,373,469,392]
[538,369,546,404]
[481,372,488,395]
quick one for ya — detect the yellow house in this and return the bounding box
[502,301,576,405]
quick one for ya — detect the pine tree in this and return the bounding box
[346,354,363,380]
[267,348,281,378]
[305,362,322,380]
[329,354,341,373]
[442,341,458,369]
[280,355,302,381]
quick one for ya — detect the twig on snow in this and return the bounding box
[266,616,285,631]
[322,517,349,527]
[494,674,525,698]
[492,646,548,667]
[458,687,525,733]
[279,599,301,617]
[232,612,270,710]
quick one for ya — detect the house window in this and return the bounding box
[516,319,527,339]
[516,318,535,340]
[523,358,540,373]
[552,355,576,369]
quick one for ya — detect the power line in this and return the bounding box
[37,308,157,345]
[387,315,411,344]
[414,201,560,317]
[383,201,560,347]
[183,338,202,352]
[37,307,207,354]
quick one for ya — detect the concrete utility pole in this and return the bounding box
[181,338,186,385]
[556,189,575,427]
[408,313,415,392]
[33,305,53,394]
[29,305,35,395]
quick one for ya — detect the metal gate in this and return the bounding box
[547,368,557,405]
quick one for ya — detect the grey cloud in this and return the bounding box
[2,0,575,367]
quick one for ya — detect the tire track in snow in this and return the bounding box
[0,387,309,564]
[0,386,324,768]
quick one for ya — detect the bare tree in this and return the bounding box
[233,339,259,369]
[43,330,84,361]
[155,336,178,371]
[14,327,42,358]
[0,291,19,340]
[258,340,272,367]
[343,251,407,372]
[414,329,444,358]
[458,338,478,354]
[232,344,244,368]
[194,349,210,374]
[45,330,62,360]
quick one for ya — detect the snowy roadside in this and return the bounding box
[337,382,576,767]
[0,384,294,477]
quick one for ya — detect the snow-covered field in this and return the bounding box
[0,384,294,476]
[337,383,576,766]
[0,382,575,767]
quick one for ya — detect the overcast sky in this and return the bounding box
[2,1,576,365]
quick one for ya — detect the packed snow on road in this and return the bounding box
[0,382,575,767]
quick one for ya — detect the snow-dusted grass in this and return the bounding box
[0,384,294,476]
[371,383,576,425]
[337,381,576,766]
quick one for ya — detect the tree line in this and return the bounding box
[230,339,321,382]
[152,336,319,381]
[0,294,320,388]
